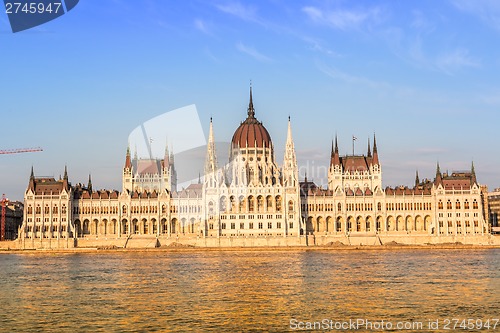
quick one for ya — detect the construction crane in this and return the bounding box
[1,194,8,241]
[0,147,43,155]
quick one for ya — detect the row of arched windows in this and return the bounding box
[28,204,67,215]
[438,199,478,210]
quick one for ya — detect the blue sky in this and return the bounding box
[1,0,500,200]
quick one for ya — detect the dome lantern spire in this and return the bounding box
[247,84,255,119]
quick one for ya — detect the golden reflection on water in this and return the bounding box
[0,249,498,332]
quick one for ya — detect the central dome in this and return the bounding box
[231,87,272,149]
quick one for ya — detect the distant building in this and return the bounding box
[1,200,23,240]
[20,88,490,244]
[488,189,500,233]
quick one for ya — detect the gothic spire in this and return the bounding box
[63,165,68,180]
[367,138,372,158]
[471,161,477,184]
[28,166,35,192]
[331,134,340,166]
[247,85,255,119]
[125,146,132,169]
[435,162,442,185]
[88,174,93,192]
[163,144,170,168]
[415,170,420,187]
[372,133,379,165]
[205,117,217,174]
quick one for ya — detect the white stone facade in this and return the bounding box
[21,91,489,243]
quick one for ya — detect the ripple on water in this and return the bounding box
[0,249,498,332]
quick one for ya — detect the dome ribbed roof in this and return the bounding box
[231,87,272,148]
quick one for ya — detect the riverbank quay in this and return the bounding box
[1,234,499,253]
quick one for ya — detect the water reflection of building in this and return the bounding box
[20,88,490,245]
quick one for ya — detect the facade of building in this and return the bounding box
[0,200,23,240]
[20,89,491,246]
[488,189,500,233]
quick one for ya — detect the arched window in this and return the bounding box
[288,200,294,212]
[338,203,342,211]
[473,199,478,209]
[122,205,127,214]
[464,200,469,209]
[447,200,452,209]
[438,200,443,209]
[248,196,254,212]
[377,202,382,211]
[275,196,282,212]
[266,196,273,210]
[456,200,461,210]
[257,196,264,212]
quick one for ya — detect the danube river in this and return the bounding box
[0,249,498,332]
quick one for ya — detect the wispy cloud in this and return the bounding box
[236,42,272,62]
[194,19,212,35]
[383,27,480,75]
[302,36,342,57]
[216,2,258,22]
[410,10,435,32]
[451,0,500,31]
[302,5,385,31]
[316,61,388,89]
[203,47,220,63]
[436,49,480,73]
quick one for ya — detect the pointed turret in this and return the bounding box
[435,162,442,185]
[88,174,93,192]
[330,135,340,166]
[205,117,218,174]
[63,165,69,190]
[247,85,255,119]
[367,138,372,158]
[28,166,35,192]
[372,134,379,165]
[163,145,170,169]
[283,116,298,186]
[125,146,132,170]
[471,161,477,185]
[415,170,420,187]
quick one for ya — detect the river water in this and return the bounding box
[0,249,498,332]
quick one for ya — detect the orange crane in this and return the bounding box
[1,194,7,241]
[0,147,42,240]
[0,147,43,155]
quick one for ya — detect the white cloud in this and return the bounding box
[302,5,384,31]
[302,36,342,57]
[410,10,435,32]
[316,61,388,89]
[436,49,481,73]
[451,0,500,31]
[236,42,272,62]
[216,2,257,21]
[194,19,211,35]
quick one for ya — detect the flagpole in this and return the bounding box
[352,135,355,156]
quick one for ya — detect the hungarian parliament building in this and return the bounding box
[21,89,490,245]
